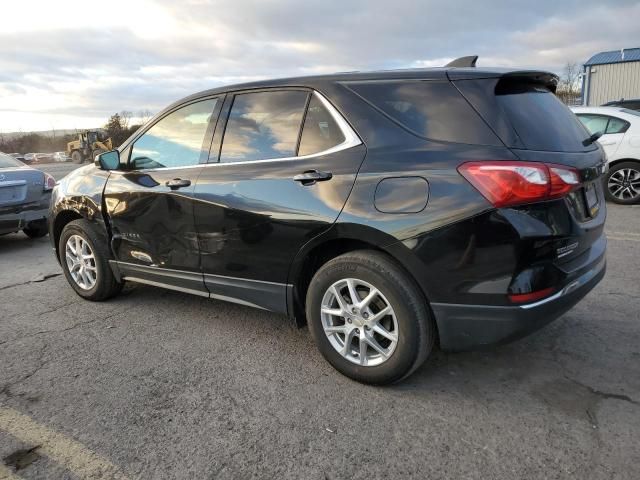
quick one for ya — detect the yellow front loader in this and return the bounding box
[66,130,113,164]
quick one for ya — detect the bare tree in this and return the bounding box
[119,110,133,130]
[557,62,582,106]
[137,109,152,125]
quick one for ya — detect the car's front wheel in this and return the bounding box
[306,250,435,385]
[59,219,122,301]
[605,161,640,204]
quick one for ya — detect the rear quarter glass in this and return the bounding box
[344,80,502,146]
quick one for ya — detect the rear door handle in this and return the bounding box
[293,170,333,186]
[166,178,191,190]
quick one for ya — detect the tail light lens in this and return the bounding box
[548,165,580,197]
[43,173,56,191]
[458,161,580,208]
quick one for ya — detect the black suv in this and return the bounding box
[50,60,607,384]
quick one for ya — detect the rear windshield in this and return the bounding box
[621,108,640,117]
[346,80,501,145]
[0,152,23,168]
[495,82,591,152]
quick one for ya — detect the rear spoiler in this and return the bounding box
[444,56,558,92]
[445,56,478,68]
[447,69,559,93]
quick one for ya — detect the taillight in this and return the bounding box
[458,161,580,208]
[43,173,56,191]
[548,165,580,198]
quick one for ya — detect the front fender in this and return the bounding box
[49,165,111,259]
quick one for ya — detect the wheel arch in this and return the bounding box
[286,224,436,334]
[608,158,640,169]
[52,209,84,260]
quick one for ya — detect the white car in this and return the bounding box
[53,151,70,162]
[571,106,640,204]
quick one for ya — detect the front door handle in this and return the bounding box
[166,178,191,190]
[293,170,333,186]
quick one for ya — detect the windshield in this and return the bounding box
[0,152,24,168]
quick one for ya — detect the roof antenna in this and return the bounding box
[445,56,478,68]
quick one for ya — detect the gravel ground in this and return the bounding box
[1,166,639,479]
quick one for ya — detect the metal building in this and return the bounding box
[581,48,640,106]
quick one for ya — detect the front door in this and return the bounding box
[193,89,365,311]
[104,96,220,295]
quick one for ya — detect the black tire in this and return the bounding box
[59,219,122,301]
[71,151,83,164]
[306,250,435,385]
[92,149,106,161]
[604,161,640,204]
[23,220,48,238]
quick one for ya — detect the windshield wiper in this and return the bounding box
[583,131,603,147]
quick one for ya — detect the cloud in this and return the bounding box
[0,0,639,131]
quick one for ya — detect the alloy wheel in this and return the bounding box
[320,278,399,366]
[608,167,640,201]
[65,234,97,290]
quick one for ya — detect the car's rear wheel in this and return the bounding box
[306,250,434,384]
[23,220,48,238]
[59,219,122,300]
[605,161,640,204]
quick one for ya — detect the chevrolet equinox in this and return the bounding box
[50,57,607,384]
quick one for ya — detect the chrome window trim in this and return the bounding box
[213,90,361,167]
[124,90,361,173]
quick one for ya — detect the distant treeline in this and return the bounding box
[0,131,76,154]
[0,112,144,154]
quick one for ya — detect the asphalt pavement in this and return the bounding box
[0,164,639,479]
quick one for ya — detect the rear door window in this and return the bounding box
[606,117,630,134]
[576,114,630,135]
[298,95,345,156]
[576,114,609,135]
[346,80,501,145]
[219,90,309,163]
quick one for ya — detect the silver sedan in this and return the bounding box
[0,152,55,238]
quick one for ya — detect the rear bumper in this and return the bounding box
[0,200,49,235]
[431,254,606,352]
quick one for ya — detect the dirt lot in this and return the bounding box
[1,164,639,479]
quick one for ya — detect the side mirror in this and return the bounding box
[95,150,120,170]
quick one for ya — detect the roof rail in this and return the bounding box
[445,55,478,68]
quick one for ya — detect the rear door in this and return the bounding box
[192,88,365,312]
[103,96,221,295]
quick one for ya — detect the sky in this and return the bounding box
[1,0,639,132]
